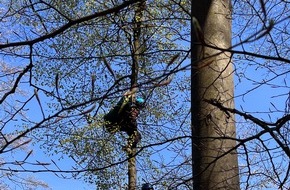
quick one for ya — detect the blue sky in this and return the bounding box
[1,0,289,189]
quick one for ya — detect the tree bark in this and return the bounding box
[191,0,240,189]
[128,152,137,190]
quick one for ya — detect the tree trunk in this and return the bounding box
[128,1,145,190]
[191,0,240,189]
[128,152,137,190]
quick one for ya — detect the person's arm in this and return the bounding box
[104,95,131,122]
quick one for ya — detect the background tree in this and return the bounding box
[1,0,191,189]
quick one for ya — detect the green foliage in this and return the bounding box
[1,0,191,188]
[32,0,191,187]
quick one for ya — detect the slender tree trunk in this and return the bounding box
[128,154,137,190]
[128,1,145,190]
[191,0,240,189]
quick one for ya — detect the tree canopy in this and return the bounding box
[0,0,289,189]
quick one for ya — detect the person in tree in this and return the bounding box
[104,93,145,149]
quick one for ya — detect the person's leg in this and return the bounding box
[128,130,141,148]
[104,123,119,133]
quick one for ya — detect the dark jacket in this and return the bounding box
[104,96,138,133]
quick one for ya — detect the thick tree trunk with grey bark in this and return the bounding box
[191,0,240,189]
